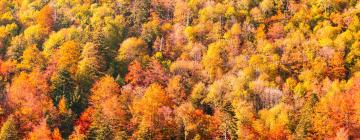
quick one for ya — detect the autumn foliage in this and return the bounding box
[0,0,360,139]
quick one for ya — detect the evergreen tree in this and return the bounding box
[0,116,19,140]
[51,69,75,108]
[295,94,318,139]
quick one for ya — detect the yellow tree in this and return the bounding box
[0,115,19,140]
[233,99,257,140]
[17,45,46,71]
[202,41,227,81]
[26,119,52,140]
[132,83,174,139]
[253,103,291,139]
[117,37,148,63]
[55,41,81,75]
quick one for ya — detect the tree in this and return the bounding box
[233,100,257,140]
[0,116,19,140]
[43,27,82,58]
[253,103,291,139]
[313,79,360,138]
[176,102,221,139]
[144,60,168,86]
[90,76,122,118]
[267,22,285,41]
[75,42,106,114]
[77,42,105,80]
[202,41,227,81]
[26,119,52,140]
[6,36,26,61]
[190,82,206,107]
[131,0,151,34]
[52,97,76,139]
[117,37,148,63]
[166,75,185,105]
[326,52,346,79]
[132,83,174,139]
[17,45,46,71]
[23,25,47,45]
[88,75,128,139]
[125,60,146,86]
[295,94,318,139]
[7,70,53,131]
[260,0,275,17]
[69,108,93,140]
[50,69,75,109]
[37,5,54,33]
[55,41,81,75]
[52,128,63,140]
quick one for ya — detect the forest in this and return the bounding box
[0,0,360,139]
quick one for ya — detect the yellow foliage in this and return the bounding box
[117,37,147,63]
[18,45,46,70]
[202,41,226,81]
[56,41,81,74]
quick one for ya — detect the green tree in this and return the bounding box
[131,0,151,34]
[0,116,19,140]
[295,94,318,139]
[50,69,75,108]
[77,42,105,79]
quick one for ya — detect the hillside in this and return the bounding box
[0,0,360,139]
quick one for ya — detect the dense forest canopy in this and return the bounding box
[0,0,360,139]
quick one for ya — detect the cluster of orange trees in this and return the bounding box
[0,0,360,139]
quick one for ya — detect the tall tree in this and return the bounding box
[132,83,174,139]
[55,41,81,75]
[131,0,151,35]
[7,70,53,132]
[37,5,55,33]
[50,70,75,109]
[0,116,19,140]
[202,41,227,81]
[26,119,52,140]
[88,75,128,139]
[295,94,318,139]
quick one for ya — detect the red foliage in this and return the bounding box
[75,108,93,134]
[267,22,285,41]
[125,60,146,86]
[126,60,167,86]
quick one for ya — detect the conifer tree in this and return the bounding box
[0,116,19,140]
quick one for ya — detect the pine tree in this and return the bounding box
[51,69,75,108]
[295,94,318,139]
[0,116,19,140]
[131,0,151,35]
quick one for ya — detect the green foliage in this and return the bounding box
[0,116,19,140]
[50,70,75,108]
[295,94,318,139]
